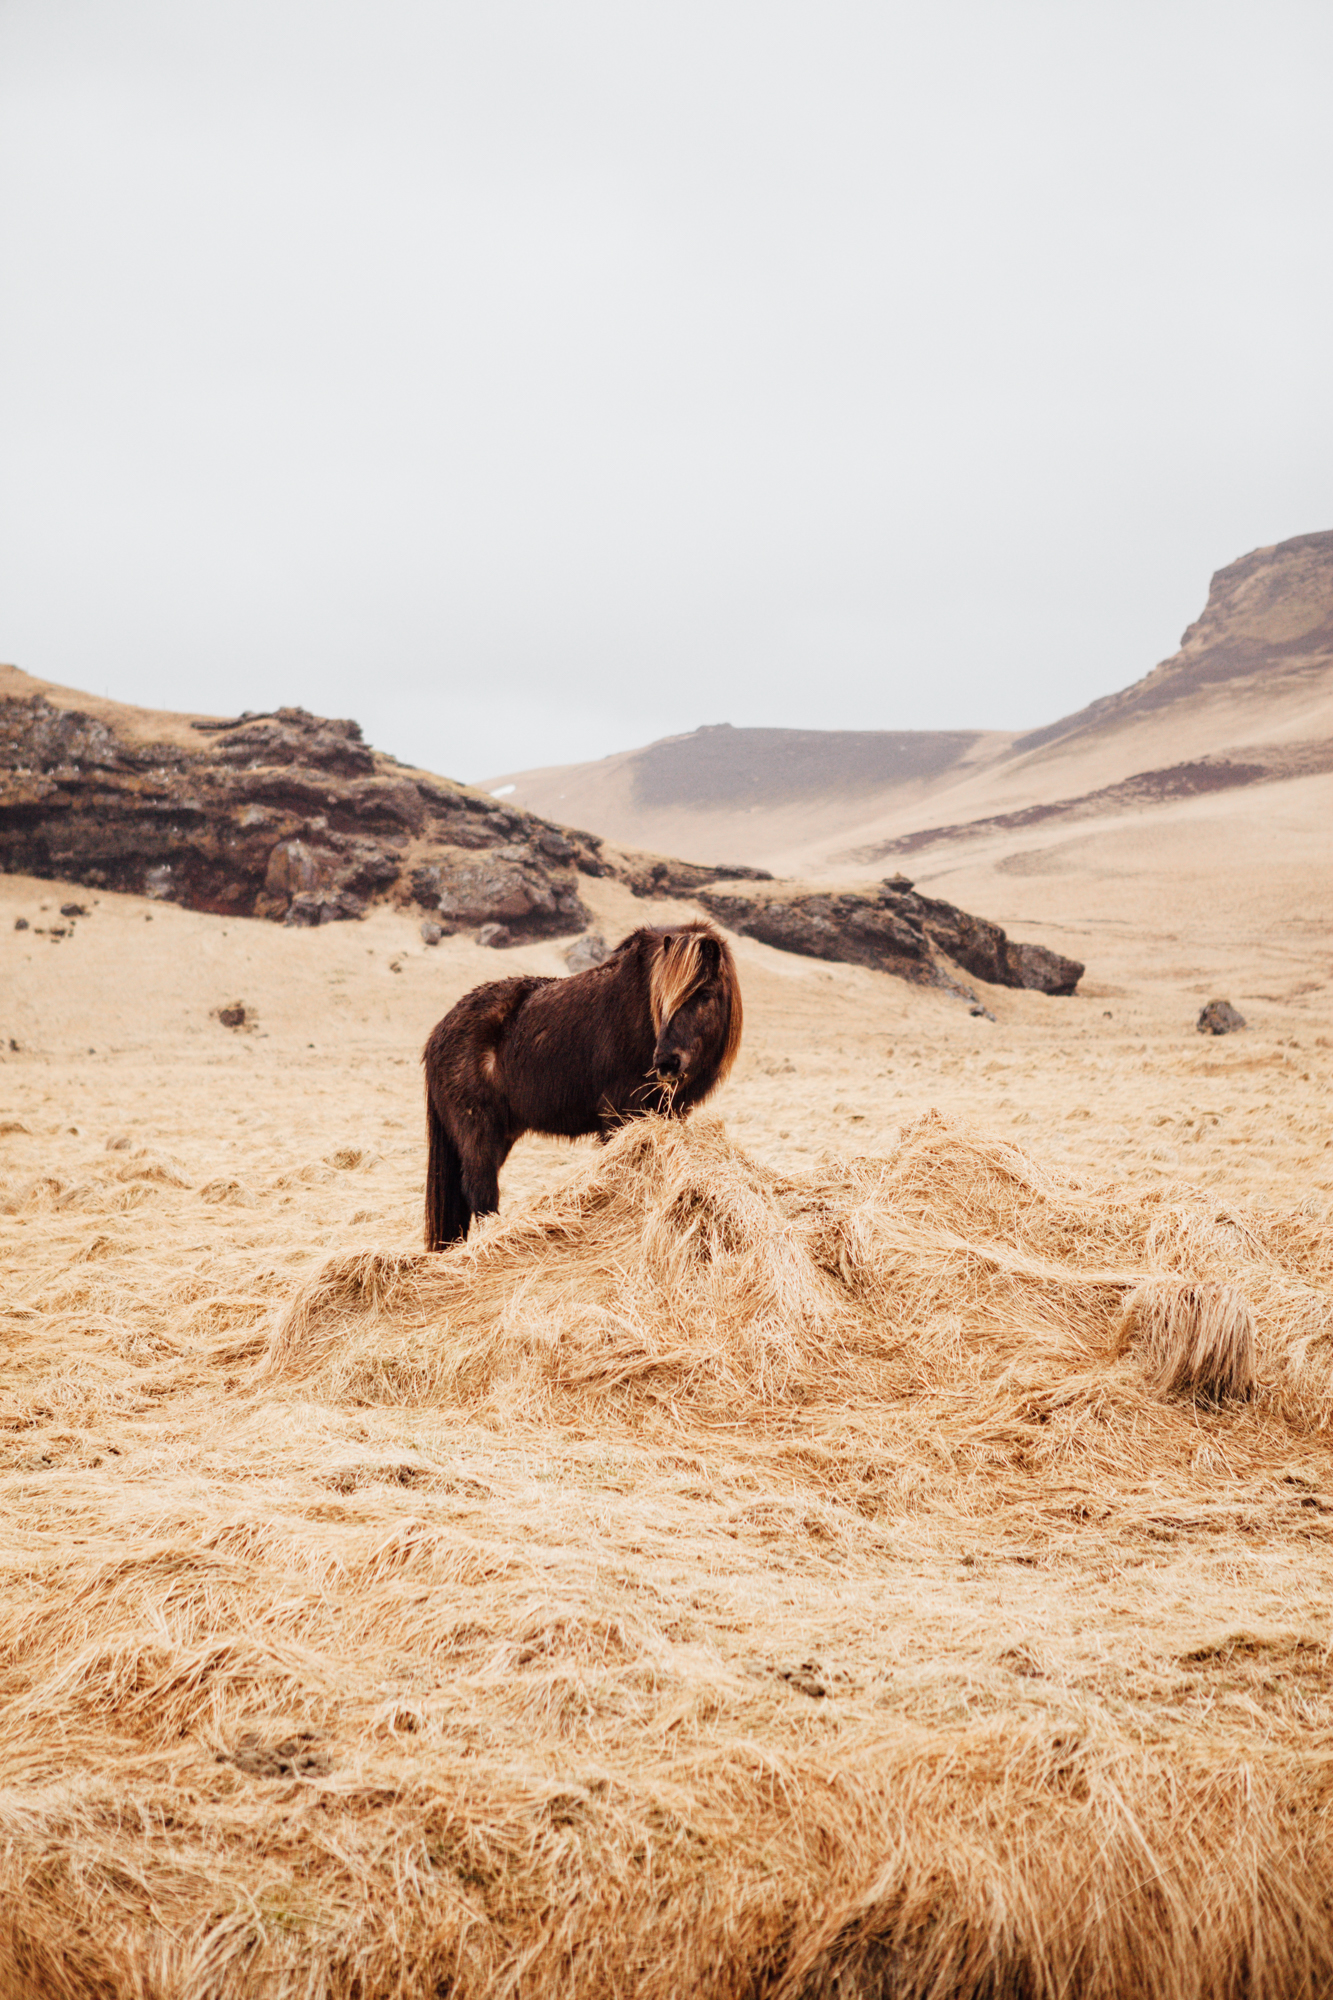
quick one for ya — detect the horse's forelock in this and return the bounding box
[649,930,707,1037]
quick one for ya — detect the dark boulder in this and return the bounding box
[699,877,1084,999]
[1197,999,1246,1035]
[1003,940,1084,997]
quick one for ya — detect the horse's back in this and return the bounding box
[423,974,551,1098]
[497,954,655,1135]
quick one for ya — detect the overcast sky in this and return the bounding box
[1,2,1331,781]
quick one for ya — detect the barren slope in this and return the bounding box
[483,723,1013,871]
[485,530,1333,878]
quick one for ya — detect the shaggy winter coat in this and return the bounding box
[422,921,742,1248]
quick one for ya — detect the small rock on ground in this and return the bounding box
[564,932,609,974]
[1198,999,1246,1035]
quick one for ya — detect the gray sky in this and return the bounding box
[2,1,1331,782]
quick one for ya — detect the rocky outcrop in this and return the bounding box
[698,876,1084,997]
[0,688,597,940]
[605,850,773,898]
[0,681,777,943]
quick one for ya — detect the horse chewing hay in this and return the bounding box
[421,920,742,1247]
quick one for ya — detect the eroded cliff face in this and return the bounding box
[0,690,598,940]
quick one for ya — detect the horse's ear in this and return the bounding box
[700,934,721,971]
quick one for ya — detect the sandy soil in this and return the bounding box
[1,844,1331,1993]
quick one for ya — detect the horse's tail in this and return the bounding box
[425,1096,471,1250]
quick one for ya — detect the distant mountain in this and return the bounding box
[482,725,1015,872]
[1015,529,1333,754]
[625,724,989,810]
[484,530,1333,877]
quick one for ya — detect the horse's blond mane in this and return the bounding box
[648,923,743,1088]
[648,930,707,1035]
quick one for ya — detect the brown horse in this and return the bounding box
[421,920,742,1248]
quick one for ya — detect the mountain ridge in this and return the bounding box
[483,529,1333,875]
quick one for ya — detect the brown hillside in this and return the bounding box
[1018,528,1333,753]
[484,530,1333,878]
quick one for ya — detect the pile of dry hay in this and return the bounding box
[3,1110,1333,1998]
[269,1108,1332,1424]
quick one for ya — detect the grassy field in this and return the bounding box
[2,863,1332,1998]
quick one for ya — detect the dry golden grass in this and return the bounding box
[1116,1281,1257,1405]
[2,869,1333,1997]
[3,1107,1333,1996]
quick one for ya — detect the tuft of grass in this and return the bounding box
[1117,1279,1256,1403]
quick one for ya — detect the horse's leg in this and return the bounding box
[457,1120,513,1222]
[424,1097,472,1249]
